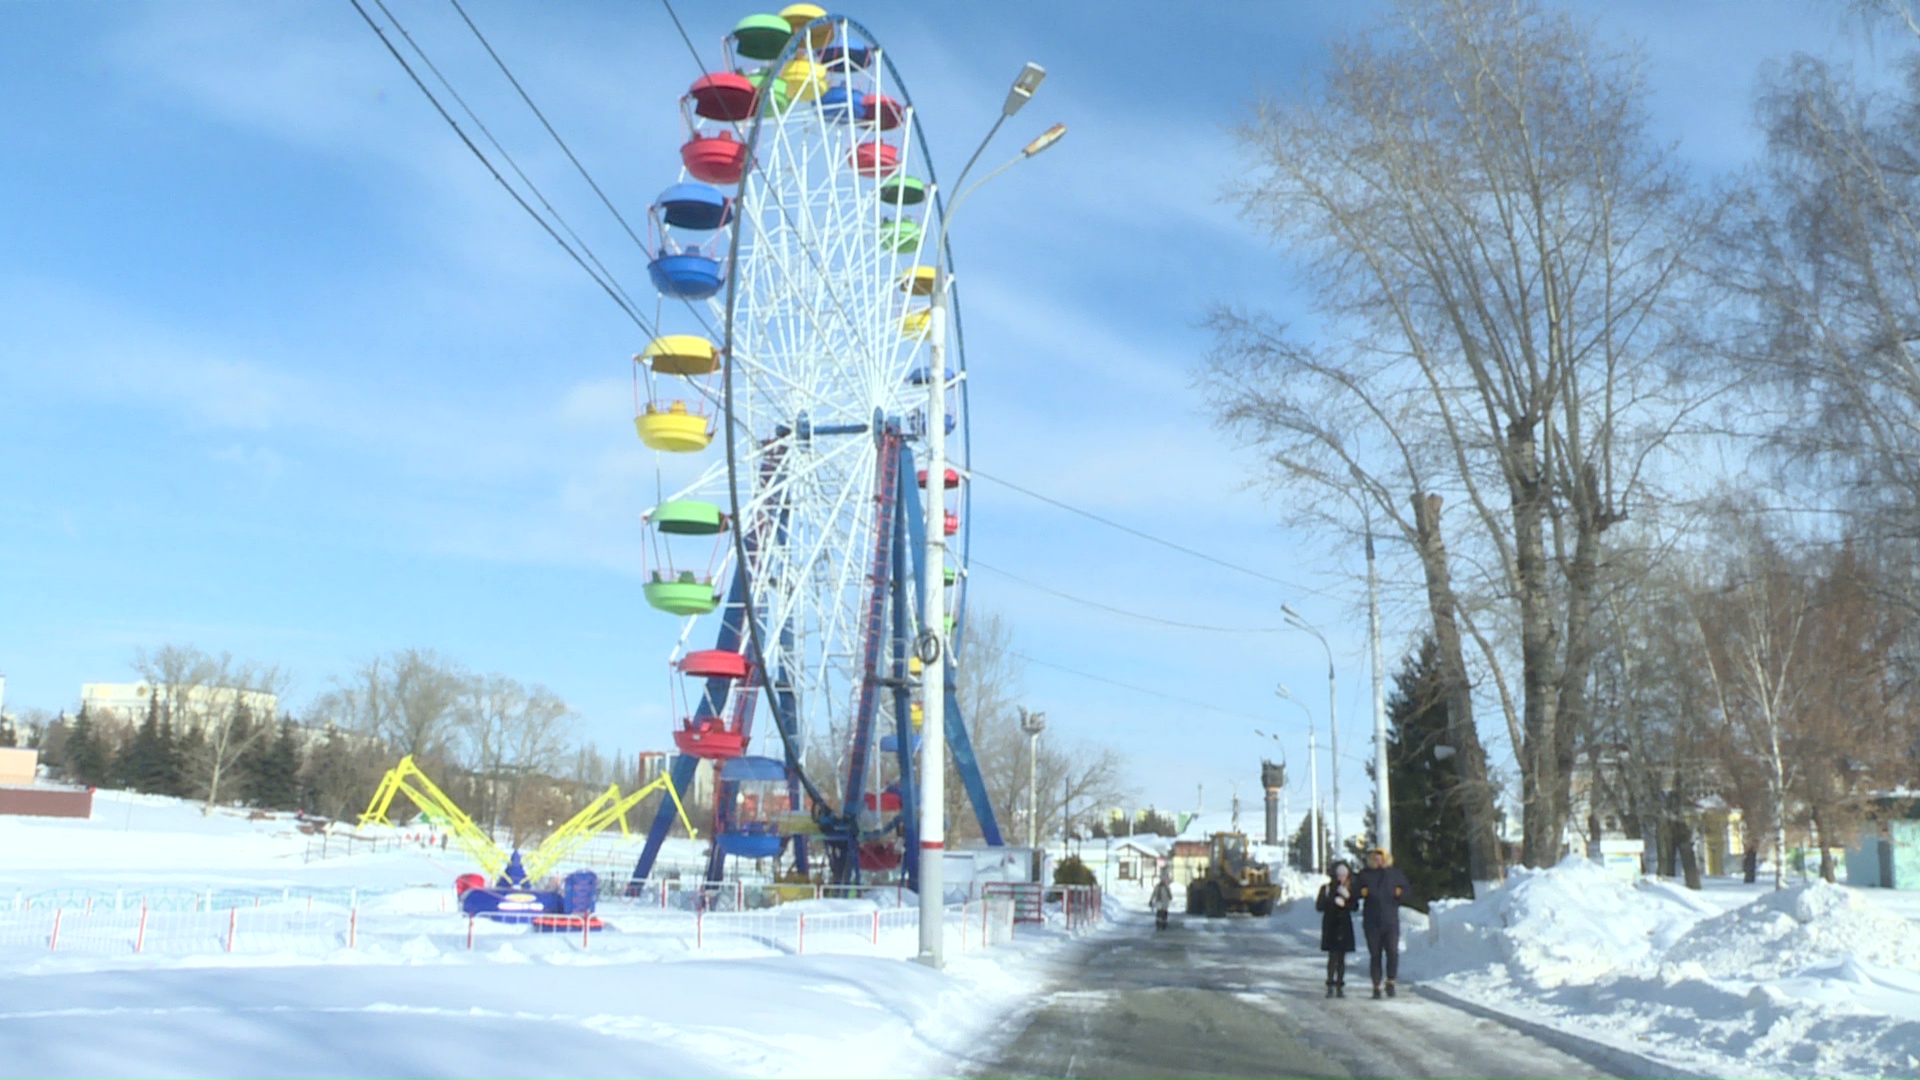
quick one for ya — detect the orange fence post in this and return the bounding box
[135,904,148,954]
[48,909,61,952]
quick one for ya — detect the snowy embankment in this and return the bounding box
[0,790,1097,1078]
[1401,858,1920,1079]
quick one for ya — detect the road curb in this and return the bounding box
[1413,982,1715,1080]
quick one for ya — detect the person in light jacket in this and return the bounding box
[1149,870,1174,930]
[1315,860,1357,997]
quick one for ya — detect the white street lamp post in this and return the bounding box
[1366,530,1391,855]
[1020,708,1046,849]
[918,63,1059,969]
[1284,606,1338,859]
[1274,689,1317,870]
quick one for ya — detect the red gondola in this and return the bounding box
[682,131,750,185]
[688,73,757,122]
[850,141,900,177]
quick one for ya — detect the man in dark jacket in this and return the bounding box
[1355,847,1412,999]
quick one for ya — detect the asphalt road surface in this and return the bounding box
[965,909,1620,1080]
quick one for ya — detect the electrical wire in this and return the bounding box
[659,0,709,75]
[969,467,1342,601]
[969,557,1290,633]
[447,0,655,262]
[374,0,651,327]
[349,0,656,336]
[1011,650,1271,724]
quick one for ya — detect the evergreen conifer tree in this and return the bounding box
[1384,637,1474,905]
[64,704,109,787]
[1289,810,1334,872]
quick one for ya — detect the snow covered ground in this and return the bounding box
[1388,858,1920,1079]
[0,791,1090,1078]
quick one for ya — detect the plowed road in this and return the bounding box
[965,910,1620,1080]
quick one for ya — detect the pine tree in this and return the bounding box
[156,716,185,797]
[242,718,302,810]
[173,721,205,799]
[63,704,109,787]
[1289,810,1335,872]
[116,689,174,794]
[1385,637,1474,905]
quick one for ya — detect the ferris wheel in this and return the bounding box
[629,6,1001,889]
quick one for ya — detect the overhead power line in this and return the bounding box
[968,468,1340,601]
[660,0,710,75]
[1012,650,1270,724]
[349,0,657,336]
[447,0,655,262]
[970,557,1289,634]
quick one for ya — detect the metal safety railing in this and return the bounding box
[0,895,1024,960]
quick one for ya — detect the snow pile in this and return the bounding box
[1414,855,1705,988]
[1407,859,1920,1078]
[1663,880,1920,981]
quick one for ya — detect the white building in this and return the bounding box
[81,682,279,726]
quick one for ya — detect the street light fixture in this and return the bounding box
[1282,605,1340,860]
[917,64,1063,971]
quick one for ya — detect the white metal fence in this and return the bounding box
[0,892,1029,960]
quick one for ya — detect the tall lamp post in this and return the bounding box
[918,63,1063,970]
[1019,707,1046,849]
[1274,688,1319,870]
[1283,606,1339,859]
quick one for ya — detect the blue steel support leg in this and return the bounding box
[898,445,1004,847]
[944,677,1004,845]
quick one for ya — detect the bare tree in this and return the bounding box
[460,673,575,832]
[947,611,1131,844]
[318,649,467,764]
[1205,0,1723,870]
[1729,53,1920,545]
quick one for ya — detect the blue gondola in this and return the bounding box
[656,183,733,231]
[649,248,725,301]
[716,755,788,859]
[818,84,857,124]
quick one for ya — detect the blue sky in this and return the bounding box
[0,2,1894,826]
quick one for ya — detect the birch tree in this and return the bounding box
[1206,0,1723,869]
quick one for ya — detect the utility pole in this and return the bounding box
[1309,727,1322,871]
[1368,528,1391,855]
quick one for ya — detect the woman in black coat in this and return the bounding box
[1315,860,1357,997]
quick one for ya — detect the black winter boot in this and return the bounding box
[1335,983,1345,998]
[1325,982,1335,998]
[1386,980,1397,999]
[1371,984,1383,1000]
